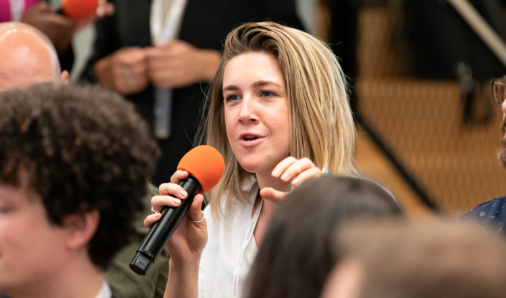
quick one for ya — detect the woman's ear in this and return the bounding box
[62,209,100,250]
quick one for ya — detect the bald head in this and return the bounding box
[0,22,64,92]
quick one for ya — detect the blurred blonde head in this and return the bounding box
[203,22,356,217]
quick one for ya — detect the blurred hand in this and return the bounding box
[21,2,76,52]
[21,1,114,53]
[145,40,221,88]
[144,170,207,266]
[94,47,149,95]
[260,157,324,201]
[73,0,115,32]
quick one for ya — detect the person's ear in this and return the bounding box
[60,70,69,84]
[63,209,100,249]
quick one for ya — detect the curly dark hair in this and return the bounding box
[0,84,160,270]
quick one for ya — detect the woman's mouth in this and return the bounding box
[239,134,264,146]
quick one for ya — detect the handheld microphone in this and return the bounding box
[56,0,99,20]
[129,145,225,276]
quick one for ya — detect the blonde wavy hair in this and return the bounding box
[202,22,357,218]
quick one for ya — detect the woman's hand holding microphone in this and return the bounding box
[142,152,322,266]
[144,170,207,267]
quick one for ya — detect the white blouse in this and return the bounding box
[96,280,112,298]
[198,182,262,298]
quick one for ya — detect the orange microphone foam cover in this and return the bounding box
[177,145,225,194]
[62,0,99,20]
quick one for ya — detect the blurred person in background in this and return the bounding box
[321,220,506,298]
[245,176,403,298]
[0,0,113,72]
[462,77,506,232]
[0,84,160,298]
[0,24,169,297]
[0,22,68,92]
[80,0,304,186]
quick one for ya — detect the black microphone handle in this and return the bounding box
[129,176,201,276]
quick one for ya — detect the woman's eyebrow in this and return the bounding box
[223,80,282,92]
[223,85,239,92]
[252,80,281,88]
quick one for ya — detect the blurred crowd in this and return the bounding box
[1,1,506,298]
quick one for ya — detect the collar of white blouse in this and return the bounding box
[95,280,112,298]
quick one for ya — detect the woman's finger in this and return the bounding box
[271,156,298,178]
[144,213,162,229]
[291,167,323,187]
[260,187,287,202]
[170,170,189,185]
[189,194,205,224]
[151,195,182,212]
[158,182,188,198]
[278,157,315,182]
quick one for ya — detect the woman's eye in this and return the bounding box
[226,94,241,101]
[260,91,275,97]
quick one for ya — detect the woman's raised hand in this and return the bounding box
[260,157,324,202]
[144,170,207,266]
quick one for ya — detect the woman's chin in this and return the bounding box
[240,163,259,174]
[238,159,263,174]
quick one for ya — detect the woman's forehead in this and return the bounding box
[223,52,284,88]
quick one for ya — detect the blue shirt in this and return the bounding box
[461,196,506,233]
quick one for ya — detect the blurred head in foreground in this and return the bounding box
[246,176,403,298]
[0,22,68,92]
[0,84,159,297]
[322,220,506,298]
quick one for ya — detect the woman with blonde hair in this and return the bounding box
[145,21,356,298]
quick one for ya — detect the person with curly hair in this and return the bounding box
[0,84,160,298]
[0,21,170,298]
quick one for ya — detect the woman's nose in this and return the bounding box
[238,97,258,123]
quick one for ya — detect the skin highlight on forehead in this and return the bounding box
[0,23,60,92]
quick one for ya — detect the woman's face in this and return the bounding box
[222,52,290,175]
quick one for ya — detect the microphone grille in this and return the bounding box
[177,145,225,194]
[62,0,99,20]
